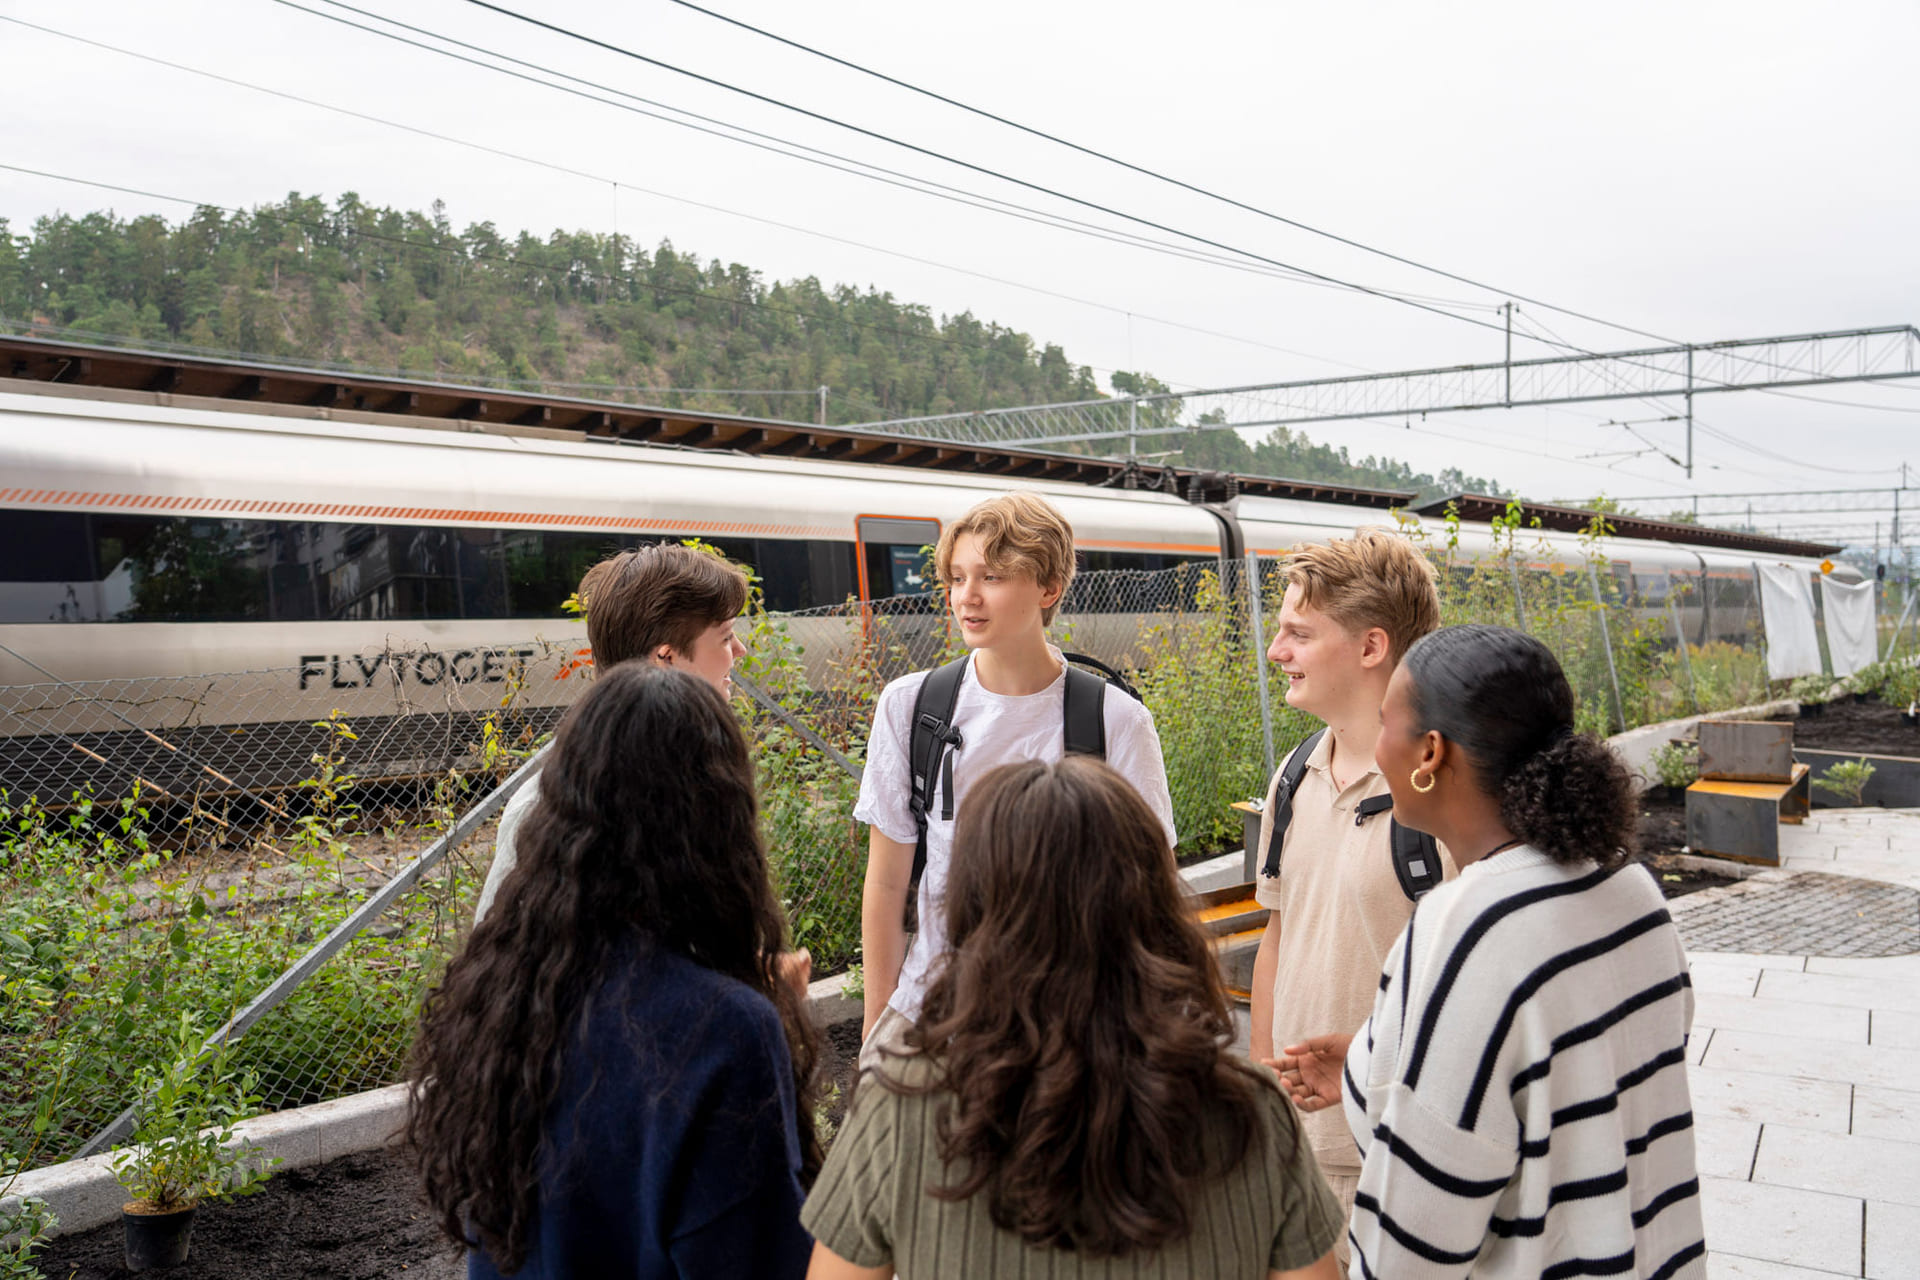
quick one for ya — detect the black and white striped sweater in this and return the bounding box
[1342,846,1706,1279]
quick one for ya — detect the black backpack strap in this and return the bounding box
[1390,821,1445,902]
[1060,651,1143,702]
[1260,727,1326,879]
[1353,794,1444,902]
[1062,665,1107,759]
[906,658,969,918]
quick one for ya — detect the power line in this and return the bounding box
[0,14,1365,381]
[273,0,1508,323]
[447,0,1518,342]
[667,0,1680,349]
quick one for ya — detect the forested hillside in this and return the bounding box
[0,192,1502,499]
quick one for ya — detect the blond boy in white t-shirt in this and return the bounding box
[854,494,1176,1064]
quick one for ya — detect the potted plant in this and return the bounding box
[1789,674,1833,718]
[110,1017,277,1271]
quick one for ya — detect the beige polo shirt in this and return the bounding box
[1253,731,1457,1174]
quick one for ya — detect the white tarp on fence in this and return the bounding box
[1820,576,1878,678]
[1756,563,1822,680]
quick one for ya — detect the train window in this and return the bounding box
[0,510,868,624]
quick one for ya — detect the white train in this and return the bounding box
[0,378,1845,799]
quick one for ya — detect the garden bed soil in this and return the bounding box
[35,1015,870,1280]
[31,1150,463,1280]
[1775,698,1920,757]
[1635,792,1739,897]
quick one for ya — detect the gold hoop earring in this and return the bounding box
[1410,769,1437,794]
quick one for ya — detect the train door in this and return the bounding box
[855,515,944,673]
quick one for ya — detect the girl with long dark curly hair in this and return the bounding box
[803,756,1343,1280]
[1283,624,1705,1277]
[409,662,821,1279]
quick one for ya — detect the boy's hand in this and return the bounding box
[1265,1032,1353,1112]
[776,949,812,1003]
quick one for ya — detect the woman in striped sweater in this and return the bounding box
[1283,624,1705,1278]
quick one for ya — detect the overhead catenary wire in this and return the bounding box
[296,0,1920,433]
[667,0,1684,349]
[269,1,1506,319]
[429,0,1523,341]
[0,13,1410,381]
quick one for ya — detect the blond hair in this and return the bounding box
[1285,530,1440,663]
[935,493,1077,625]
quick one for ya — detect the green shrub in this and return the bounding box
[1813,757,1876,806]
[1650,741,1700,790]
[1789,674,1836,706]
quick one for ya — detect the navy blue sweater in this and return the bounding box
[470,947,811,1280]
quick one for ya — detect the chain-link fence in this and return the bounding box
[5,551,1908,1172]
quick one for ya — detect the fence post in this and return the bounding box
[1509,559,1528,631]
[1884,589,1917,664]
[1585,562,1626,733]
[74,743,553,1158]
[1750,561,1772,690]
[1666,596,1699,712]
[1246,551,1276,780]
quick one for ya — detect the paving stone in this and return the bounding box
[1690,951,1812,973]
[1691,1027,1716,1067]
[1690,1065,1853,1134]
[1693,992,1869,1044]
[1870,1010,1920,1050]
[1695,1115,1761,1181]
[1761,971,1920,1016]
[1706,1029,1920,1092]
[1866,1200,1920,1279]
[1678,873,1920,959]
[1852,1085,1920,1145]
[1753,1124,1920,1207]
[1807,954,1920,979]
[1708,1256,1863,1280]
[1700,1177,1863,1274]
[1692,963,1763,997]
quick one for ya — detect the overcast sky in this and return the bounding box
[4,0,1918,544]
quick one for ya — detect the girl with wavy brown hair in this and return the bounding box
[409,662,821,1279]
[804,755,1342,1280]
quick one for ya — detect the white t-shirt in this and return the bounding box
[473,773,542,925]
[854,649,1177,1023]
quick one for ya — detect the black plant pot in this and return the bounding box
[123,1203,196,1271]
[1902,711,1918,728]
[1802,702,1826,718]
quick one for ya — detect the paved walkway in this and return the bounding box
[1673,808,1920,1279]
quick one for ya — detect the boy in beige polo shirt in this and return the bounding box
[1249,531,1452,1263]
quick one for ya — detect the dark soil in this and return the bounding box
[821,1014,863,1131]
[1634,792,1739,898]
[32,1150,462,1280]
[1776,697,1920,758]
[35,1015,870,1280]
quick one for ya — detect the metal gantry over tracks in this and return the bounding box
[849,325,1920,478]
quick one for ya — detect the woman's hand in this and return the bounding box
[1264,1033,1352,1113]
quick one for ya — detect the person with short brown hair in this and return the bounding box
[474,542,751,923]
[1248,529,1450,1267]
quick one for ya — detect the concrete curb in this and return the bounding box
[8,985,869,1243]
[4,1083,408,1241]
[1608,699,1798,781]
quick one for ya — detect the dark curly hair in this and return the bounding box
[891,756,1270,1258]
[1402,624,1638,867]
[407,663,821,1271]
